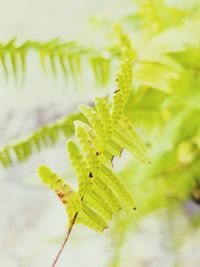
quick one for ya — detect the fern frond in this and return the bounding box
[38,29,149,239]
[0,112,83,168]
[0,38,114,85]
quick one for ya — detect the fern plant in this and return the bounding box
[1,1,200,267]
[37,30,149,266]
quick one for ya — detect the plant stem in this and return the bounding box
[51,213,78,267]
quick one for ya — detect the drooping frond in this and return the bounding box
[0,27,186,94]
[0,112,83,168]
[0,38,114,86]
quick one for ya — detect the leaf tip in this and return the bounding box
[37,164,51,181]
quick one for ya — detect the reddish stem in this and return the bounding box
[51,213,78,267]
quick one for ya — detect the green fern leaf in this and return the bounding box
[35,29,151,266]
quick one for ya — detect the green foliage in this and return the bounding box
[95,1,200,266]
[37,32,149,236]
[0,112,83,167]
[0,22,188,93]
[0,38,114,85]
[1,1,200,266]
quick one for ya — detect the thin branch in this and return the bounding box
[51,213,78,267]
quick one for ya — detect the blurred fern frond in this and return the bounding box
[141,19,200,57]
[0,38,116,86]
[0,26,189,93]
[120,0,200,36]
[0,112,84,168]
